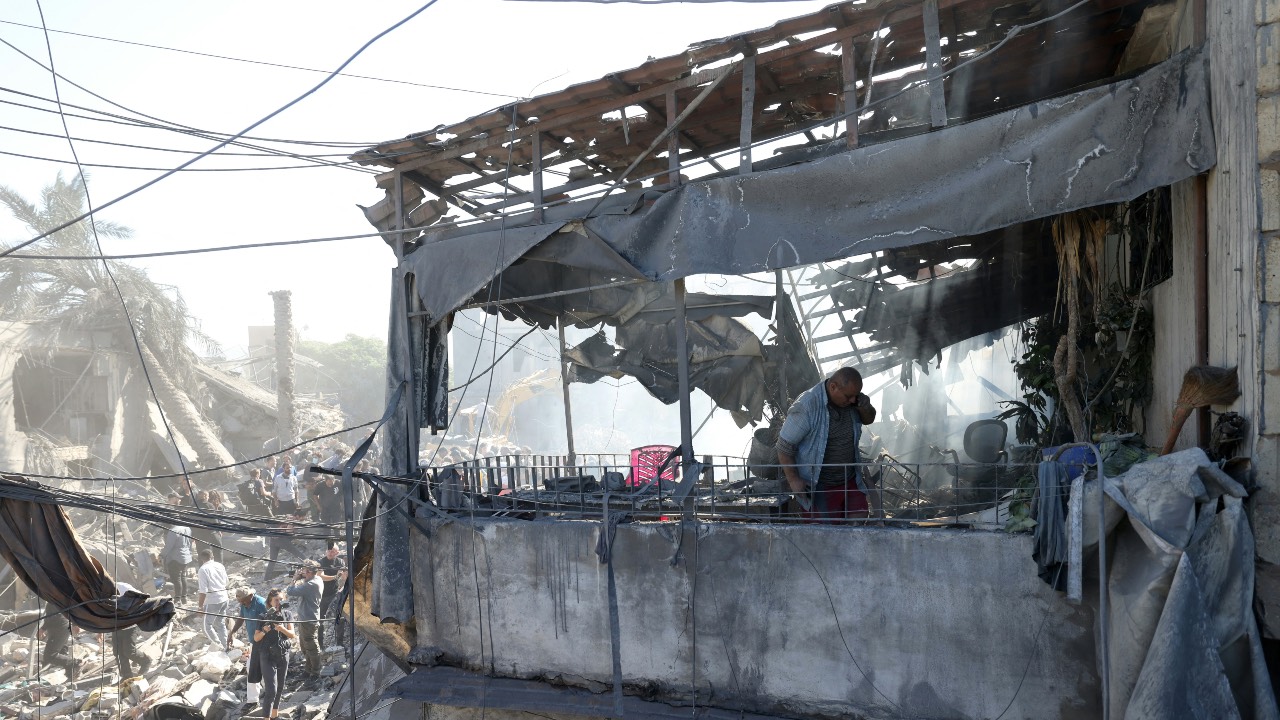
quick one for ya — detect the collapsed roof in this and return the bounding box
[355,0,1213,414]
[353,0,1187,224]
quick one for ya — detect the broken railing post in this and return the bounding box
[775,270,788,405]
[532,131,545,223]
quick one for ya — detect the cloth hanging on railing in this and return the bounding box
[1032,460,1070,591]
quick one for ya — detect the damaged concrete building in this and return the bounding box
[0,319,344,486]
[343,0,1280,717]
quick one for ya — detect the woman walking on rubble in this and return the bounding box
[251,588,295,719]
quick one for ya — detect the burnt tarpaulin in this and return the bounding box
[410,308,449,433]
[375,271,417,625]
[566,312,769,427]
[587,44,1213,277]
[414,44,1212,289]
[403,222,647,325]
[1076,450,1278,719]
[763,298,822,409]
[495,279,771,331]
[855,223,1059,370]
[556,287,773,426]
[0,476,173,632]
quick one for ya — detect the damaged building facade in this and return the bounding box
[345,0,1280,718]
[0,319,346,487]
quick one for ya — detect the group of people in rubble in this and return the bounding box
[23,443,365,718]
[45,536,349,719]
[237,444,372,521]
[224,548,348,718]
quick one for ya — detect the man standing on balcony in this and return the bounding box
[776,367,877,521]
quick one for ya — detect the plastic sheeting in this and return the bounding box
[1078,450,1278,719]
[405,44,1213,324]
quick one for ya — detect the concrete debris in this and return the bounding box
[190,653,232,682]
[0,508,354,720]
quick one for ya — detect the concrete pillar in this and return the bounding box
[270,290,296,451]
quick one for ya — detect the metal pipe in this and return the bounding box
[775,269,789,405]
[674,279,695,483]
[558,318,577,467]
[1049,441,1109,720]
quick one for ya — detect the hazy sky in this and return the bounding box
[0,0,833,355]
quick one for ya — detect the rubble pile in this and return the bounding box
[0,500,354,720]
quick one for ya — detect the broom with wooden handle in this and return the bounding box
[1160,366,1240,455]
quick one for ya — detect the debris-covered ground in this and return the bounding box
[0,501,355,720]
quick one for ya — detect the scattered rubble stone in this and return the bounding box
[3,511,352,720]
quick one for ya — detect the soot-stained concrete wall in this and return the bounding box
[411,521,1100,720]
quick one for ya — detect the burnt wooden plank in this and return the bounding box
[840,37,860,148]
[666,89,681,186]
[923,0,948,127]
[607,74,727,172]
[532,132,544,223]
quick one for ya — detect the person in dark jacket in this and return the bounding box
[38,603,82,678]
[316,543,347,647]
[161,523,194,604]
[111,582,150,678]
[262,515,309,583]
[252,589,295,719]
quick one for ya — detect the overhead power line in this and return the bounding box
[0,121,383,158]
[0,39,382,173]
[0,87,393,174]
[0,0,446,259]
[0,18,523,100]
[31,0,201,507]
[3,229,400,260]
[0,147,377,172]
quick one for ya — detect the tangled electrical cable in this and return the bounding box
[6,419,376,482]
[0,0,445,260]
[0,475,338,540]
[0,18,523,100]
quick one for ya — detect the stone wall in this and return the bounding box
[410,521,1099,720]
[1245,0,1280,635]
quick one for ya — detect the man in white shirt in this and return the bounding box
[274,458,298,515]
[196,549,230,648]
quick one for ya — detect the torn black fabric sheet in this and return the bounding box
[0,476,174,633]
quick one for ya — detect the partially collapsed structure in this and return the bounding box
[347,0,1280,717]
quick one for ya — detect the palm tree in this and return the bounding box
[0,173,236,484]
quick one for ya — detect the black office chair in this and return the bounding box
[963,419,1009,464]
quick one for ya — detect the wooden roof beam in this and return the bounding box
[401,169,491,218]
[450,157,524,196]
[605,74,728,172]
